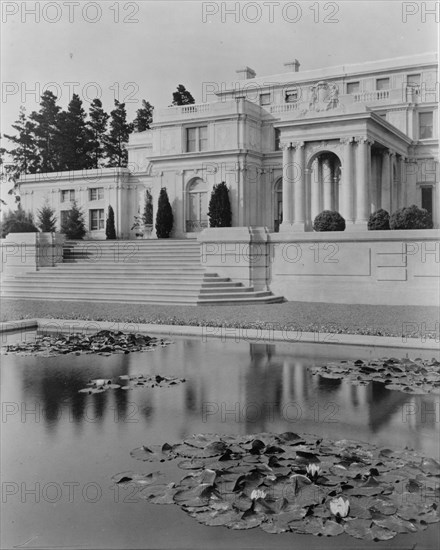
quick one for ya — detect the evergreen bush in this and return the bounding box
[60,201,86,239]
[368,209,390,230]
[390,205,433,230]
[143,189,153,225]
[313,210,346,231]
[105,205,117,239]
[37,201,57,232]
[155,188,173,238]
[208,182,232,227]
[1,207,38,237]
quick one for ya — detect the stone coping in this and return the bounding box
[0,318,437,351]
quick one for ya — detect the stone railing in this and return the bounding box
[353,90,390,102]
[269,103,299,114]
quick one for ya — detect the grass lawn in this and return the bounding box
[1,299,438,338]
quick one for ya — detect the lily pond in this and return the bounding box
[1,329,439,549]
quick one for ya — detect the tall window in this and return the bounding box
[419,112,433,139]
[60,211,69,226]
[407,73,421,94]
[421,187,433,218]
[376,78,390,90]
[89,209,105,231]
[61,189,75,203]
[186,178,207,232]
[274,128,281,151]
[346,81,360,94]
[186,126,208,152]
[89,187,104,201]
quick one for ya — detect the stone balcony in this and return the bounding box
[154,99,263,124]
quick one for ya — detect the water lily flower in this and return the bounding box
[329,496,350,518]
[250,489,266,500]
[306,463,322,480]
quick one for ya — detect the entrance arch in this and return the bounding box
[186,178,208,232]
[308,151,342,223]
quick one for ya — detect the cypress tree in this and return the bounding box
[208,182,232,227]
[132,100,154,132]
[29,91,61,172]
[37,201,57,232]
[57,94,93,171]
[143,189,153,225]
[60,201,86,239]
[105,205,117,239]
[105,100,133,167]
[88,98,109,168]
[155,188,173,238]
[4,106,38,177]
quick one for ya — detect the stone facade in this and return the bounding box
[19,53,438,238]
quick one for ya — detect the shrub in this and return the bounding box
[155,187,173,238]
[368,209,390,230]
[390,205,433,230]
[37,201,57,232]
[60,201,86,239]
[143,189,153,225]
[105,205,117,240]
[208,182,232,227]
[1,207,38,237]
[313,210,346,231]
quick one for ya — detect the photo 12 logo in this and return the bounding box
[1,2,140,24]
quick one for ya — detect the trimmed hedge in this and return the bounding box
[390,205,433,230]
[368,209,390,230]
[313,210,346,231]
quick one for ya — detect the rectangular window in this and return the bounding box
[89,209,105,231]
[274,128,281,151]
[421,187,433,217]
[89,187,104,201]
[407,73,421,89]
[60,210,69,227]
[186,126,207,152]
[61,189,75,203]
[376,78,390,90]
[260,93,271,105]
[419,112,433,139]
[346,81,360,94]
[285,89,298,103]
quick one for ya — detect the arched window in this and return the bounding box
[186,178,208,232]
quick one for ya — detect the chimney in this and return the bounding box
[283,59,300,73]
[236,66,256,80]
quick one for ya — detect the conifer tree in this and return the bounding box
[57,94,93,171]
[37,200,57,232]
[132,100,154,132]
[155,187,173,238]
[60,200,86,239]
[29,91,61,172]
[4,107,38,177]
[171,85,195,106]
[105,205,117,239]
[88,98,109,168]
[208,182,232,227]
[143,189,153,225]
[1,205,38,237]
[105,100,132,167]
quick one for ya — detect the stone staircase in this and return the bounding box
[1,240,283,305]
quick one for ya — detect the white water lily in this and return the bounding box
[306,463,322,480]
[329,496,350,518]
[250,489,266,500]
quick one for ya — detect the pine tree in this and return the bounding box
[132,100,154,132]
[88,99,109,168]
[105,205,117,239]
[171,85,195,106]
[105,100,133,167]
[29,91,61,172]
[4,107,38,177]
[155,187,173,238]
[37,200,57,232]
[60,200,86,239]
[208,182,232,227]
[57,94,93,171]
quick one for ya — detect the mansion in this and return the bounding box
[19,52,439,238]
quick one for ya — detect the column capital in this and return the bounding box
[340,137,354,145]
[279,141,291,151]
[389,151,397,160]
[355,136,374,146]
[292,140,305,149]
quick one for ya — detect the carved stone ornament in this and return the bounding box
[308,81,340,112]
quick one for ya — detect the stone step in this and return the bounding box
[7,273,236,285]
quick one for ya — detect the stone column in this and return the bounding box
[311,158,320,221]
[340,137,354,222]
[381,150,391,212]
[390,152,397,212]
[322,155,333,210]
[355,136,373,224]
[399,156,407,208]
[292,141,306,230]
[280,142,293,229]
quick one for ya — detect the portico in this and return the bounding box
[278,111,412,231]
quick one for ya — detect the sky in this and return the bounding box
[0,0,438,206]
